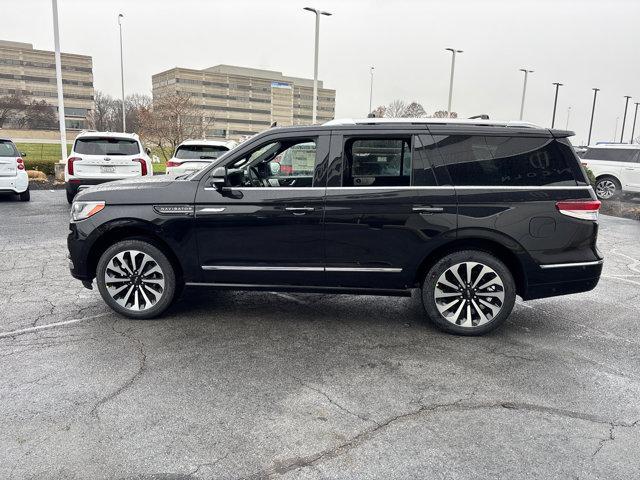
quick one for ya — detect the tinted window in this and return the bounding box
[583,148,639,163]
[75,137,140,156]
[438,136,577,186]
[0,140,17,157]
[343,138,411,187]
[412,135,439,186]
[175,145,229,160]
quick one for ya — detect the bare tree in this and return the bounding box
[138,92,210,161]
[385,100,409,118]
[432,110,458,118]
[370,105,386,118]
[404,102,427,118]
[372,100,428,118]
[0,93,26,128]
[22,100,57,129]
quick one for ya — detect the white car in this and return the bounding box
[580,144,640,199]
[65,131,153,203]
[0,138,29,201]
[165,139,236,175]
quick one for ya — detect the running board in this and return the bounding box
[184,282,412,297]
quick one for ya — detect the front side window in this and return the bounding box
[0,140,17,157]
[343,138,412,187]
[227,138,317,187]
[175,145,229,160]
[437,135,577,187]
[582,148,639,163]
[74,137,140,156]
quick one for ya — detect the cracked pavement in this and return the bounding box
[1,191,639,479]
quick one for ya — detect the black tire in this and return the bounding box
[421,250,516,336]
[18,189,30,202]
[96,239,176,319]
[594,176,621,200]
[66,188,75,204]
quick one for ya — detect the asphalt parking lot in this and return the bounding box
[1,190,639,480]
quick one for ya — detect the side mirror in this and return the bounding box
[269,162,281,176]
[209,166,227,189]
[20,152,27,157]
[145,148,151,156]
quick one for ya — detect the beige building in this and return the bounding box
[152,64,335,140]
[0,40,94,129]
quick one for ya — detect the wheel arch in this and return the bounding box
[87,220,184,284]
[413,230,530,297]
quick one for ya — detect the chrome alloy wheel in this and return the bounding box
[434,262,505,328]
[104,250,165,311]
[595,180,616,199]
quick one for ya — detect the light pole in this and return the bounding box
[369,66,375,114]
[630,102,639,144]
[614,117,619,142]
[551,82,563,128]
[446,48,462,117]
[620,95,631,143]
[565,106,572,130]
[118,13,126,132]
[303,7,332,124]
[51,0,67,165]
[519,68,533,120]
[588,88,599,145]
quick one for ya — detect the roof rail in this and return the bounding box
[323,118,544,129]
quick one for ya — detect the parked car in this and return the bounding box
[65,131,153,203]
[165,140,236,175]
[68,118,602,335]
[579,144,640,199]
[0,138,29,201]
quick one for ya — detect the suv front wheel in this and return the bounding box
[96,239,176,319]
[422,250,516,336]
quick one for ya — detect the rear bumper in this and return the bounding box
[0,172,29,193]
[522,259,604,300]
[66,178,113,195]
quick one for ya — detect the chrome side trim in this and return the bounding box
[201,185,592,192]
[539,259,604,269]
[201,265,403,273]
[197,207,226,213]
[202,265,324,272]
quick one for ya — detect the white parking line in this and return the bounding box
[601,275,640,287]
[0,312,110,339]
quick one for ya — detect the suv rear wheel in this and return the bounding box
[421,250,516,336]
[595,176,621,200]
[96,239,176,319]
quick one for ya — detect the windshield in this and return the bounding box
[175,145,229,160]
[74,137,140,156]
[0,140,18,157]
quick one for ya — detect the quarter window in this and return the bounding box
[437,136,577,187]
[343,138,412,187]
[582,148,639,163]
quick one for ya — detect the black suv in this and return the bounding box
[68,119,603,335]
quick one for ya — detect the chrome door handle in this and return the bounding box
[285,207,315,212]
[412,206,444,213]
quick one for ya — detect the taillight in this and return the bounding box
[67,157,81,176]
[166,160,182,168]
[556,200,601,221]
[16,157,25,170]
[133,158,148,176]
[280,164,293,175]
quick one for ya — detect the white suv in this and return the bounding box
[580,144,640,199]
[165,139,236,175]
[0,138,29,201]
[65,131,153,203]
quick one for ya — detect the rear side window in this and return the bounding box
[0,140,17,157]
[75,137,140,156]
[343,138,411,187]
[436,135,577,187]
[175,145,229,160]
[583,148,639,163]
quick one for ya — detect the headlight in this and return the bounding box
[71,201,105,222]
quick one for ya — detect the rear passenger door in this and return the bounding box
[322,128,456,289]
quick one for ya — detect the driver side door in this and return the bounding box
[194,131,330,287]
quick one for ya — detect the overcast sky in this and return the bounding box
[4,0,639,144]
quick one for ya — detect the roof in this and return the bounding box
[587,143,640,149]
[76,131,140,140]
[324,118,544,129]
[179,139,237,147]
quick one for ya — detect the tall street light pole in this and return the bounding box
[51,0,67,165]
[118,13,126,132]
[368,66,375,114]
[551,82,563,128]
[588,88,600,145]
[620,95,631,143]
[630,102,639,144]
[446,48,462,117]
[565,106,572,130]
[519,68,533,120]
[304,7,332,124]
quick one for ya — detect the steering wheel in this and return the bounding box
[245,166,267,187]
